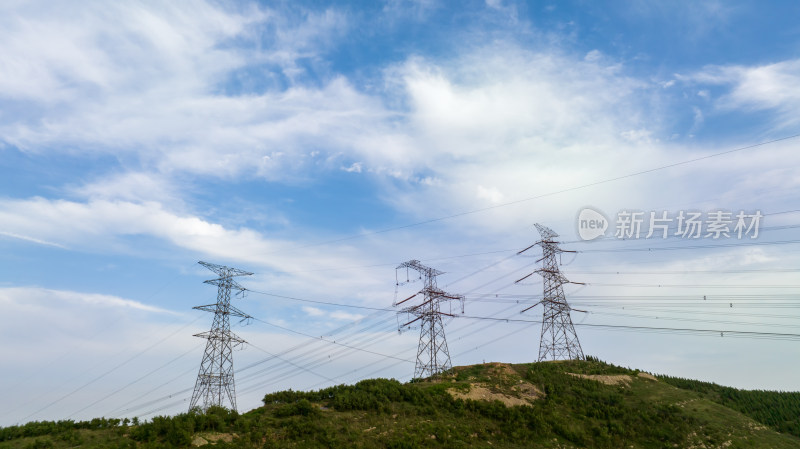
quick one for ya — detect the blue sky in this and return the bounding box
[2,0,800,425]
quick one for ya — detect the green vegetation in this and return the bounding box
[2,359,799,448]
[659,374,800,438]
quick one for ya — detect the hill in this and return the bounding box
[2,359,800,448]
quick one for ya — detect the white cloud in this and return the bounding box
[342,162,363,173]
[302,306,325,317]
[687,59,800,129]
[689,106,704,134]
[584,49,602,62]
[0,1,250,104]
[68,172,181,205]
[0,197,300,268]
[0,196,402,307]
[0,230,67,248]
[0,0,708,219]
[2,17,796,261]
[484,0,517,20]
[383,0,439,20]
[0,286,175,315]
[389,47,650,163]
[476,185,504,204]
[0,1,372,181]
[626,0,737,39]
[620,129,654,144]
[366,46,678,231]
[330,311,365,321]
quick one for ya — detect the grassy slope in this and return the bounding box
[657,374,800,438]
[2,360,799,448]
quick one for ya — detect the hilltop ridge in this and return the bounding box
[2,359,800,448]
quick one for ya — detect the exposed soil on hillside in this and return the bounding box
[447,381,544,407]
[637,372,658,381]
[567,373,632,386]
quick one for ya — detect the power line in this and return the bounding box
[250,316,413,364]
[256,214,798,276]
[301,302,528,392]
[68,345,200,419]
[112,312,395,419]
[237,319,405,397]
[578,239,800,253]
[111,371,196,418]
[246,289,393,312]
[245,341,339,384]
[262,134,800,254]
[236,310,391,376]
[236,315,399,387]
[586,282,800,289]
[236,258,531,394]
[571,304,800,320]
[113,306,404,419]
[569,268,800,275]
[19,313,205,423]
[453,315,800,341]
[582,309,800,330]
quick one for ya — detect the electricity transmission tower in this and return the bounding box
[189,261,253,412]
[394,260,464,379]
[517,224,585,362]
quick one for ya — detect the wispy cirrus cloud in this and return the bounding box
[0,230,67,249]
[0,286,176,315]
[0,196,399,304]
[0,1,362,181]
[688,59,800,130]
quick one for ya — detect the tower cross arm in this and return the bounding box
[203,278,248,291]
[228,305,253,320]
[193,331,247,346]
[439,294,464,300]
[199,261,254,277]
[396,260,444,278]
[193,304,218,314]
[394,292,419,307]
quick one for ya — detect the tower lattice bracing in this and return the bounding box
[189,261,253,412]
[519,224,585,362]
[394,260,464,379]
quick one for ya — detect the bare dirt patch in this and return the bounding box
[486,362,518,377]
[567,373,632,386]
[448,382,543,407]
[514,381,545,398]
[637,372,658,381]
[205,433,235,443]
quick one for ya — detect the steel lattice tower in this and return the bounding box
[518,224,585,362]
[189,261,253,412]
[393,260,464,379]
